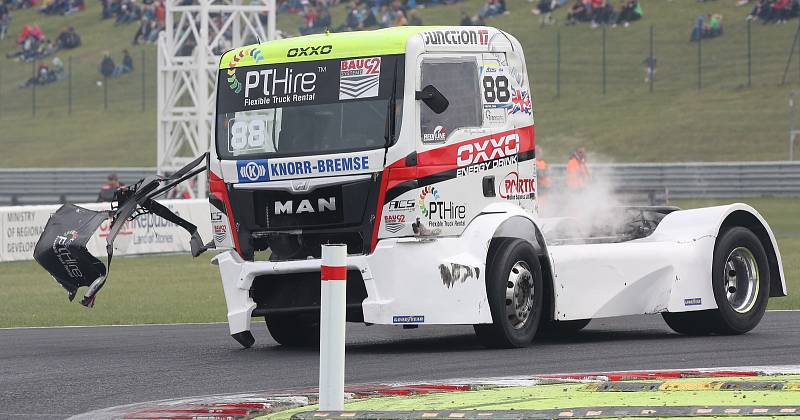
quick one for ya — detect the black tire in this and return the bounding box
[663,227,770,336]
[265,314,320,347]
[537,319,591,338]
[474,239,544,348]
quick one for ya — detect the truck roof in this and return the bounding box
[218,26,504,70]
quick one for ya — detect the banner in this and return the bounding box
[0,199,211,262]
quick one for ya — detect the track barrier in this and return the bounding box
[319,244,347,411]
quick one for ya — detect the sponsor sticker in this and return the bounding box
[509,89,532,115]
[387,199,415,213]
[339,57,381,100]
[483,109,506,125]
[422,29,489,46]
[384,214,405,233]
[213,224,228,243]
[499,171,536,200]
[418,186,466,228]
[393,315,424,324]
[422,125,447,144]
[236,160,270,183]
[456,133,520,167]
[684,297,702,306]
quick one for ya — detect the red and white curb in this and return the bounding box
[69,365,800,420]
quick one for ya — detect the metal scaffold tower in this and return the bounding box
[157,0,276,197]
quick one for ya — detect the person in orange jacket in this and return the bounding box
[535,146,551,192]
[566,147,590,190]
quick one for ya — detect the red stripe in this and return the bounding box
[210,171,242,255]
[321,265,347,281]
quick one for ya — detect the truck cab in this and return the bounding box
[210,27,786,348]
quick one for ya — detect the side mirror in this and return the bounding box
[415,85,449,114]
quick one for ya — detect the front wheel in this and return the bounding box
[474,239,544,348]
[663,227,770,335]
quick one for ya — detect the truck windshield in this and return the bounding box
[216,55,403,160]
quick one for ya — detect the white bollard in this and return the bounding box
[319,244,347,411]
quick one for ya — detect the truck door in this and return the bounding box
[414,53,519,237]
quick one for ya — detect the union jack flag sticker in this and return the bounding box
[510,89,532,115]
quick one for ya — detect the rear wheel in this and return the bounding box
[663,227,770,335]
[474,239,544,348]
[265,314,320,347]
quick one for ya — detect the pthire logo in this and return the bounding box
[275,198,336,214]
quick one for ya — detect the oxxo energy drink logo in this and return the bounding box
[227,48,265,93]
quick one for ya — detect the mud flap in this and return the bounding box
[33,153,210,307]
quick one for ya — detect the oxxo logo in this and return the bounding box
[287,45,332,57]
[239,161,267,182]
[456,133,520,166]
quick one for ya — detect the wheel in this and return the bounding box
[537,318,591,338]
[474,239,544,348]
[662,227,770,335]
[265,314,320,347]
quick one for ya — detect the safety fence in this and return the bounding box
[2,161,800,207]
[0,198,211,262]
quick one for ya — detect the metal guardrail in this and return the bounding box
[1,162,799,206]
[0,168,156,206]
[548,161,800,201]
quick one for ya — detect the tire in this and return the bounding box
[265,314,320,347]
[662,227,770,335]
[474,239,544,348]
[537,319,591,338]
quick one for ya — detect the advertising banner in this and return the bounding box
[0,199,211,262]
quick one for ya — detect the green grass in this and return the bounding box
[1,0,800,166]
[0,198,794,328]
[0,253,225,327]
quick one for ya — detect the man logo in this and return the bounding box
[240,161,267,181]
[275,198,336,214]
[291,179,311,192]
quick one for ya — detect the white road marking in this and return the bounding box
[0,321,227,330]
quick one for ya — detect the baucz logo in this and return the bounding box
[237,160,269,183]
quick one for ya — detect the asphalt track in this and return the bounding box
[1,311,798,419]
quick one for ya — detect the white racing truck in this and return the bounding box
[209,26,787,348]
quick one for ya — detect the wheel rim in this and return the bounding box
[724,246,760,314]
[505,261,534,330]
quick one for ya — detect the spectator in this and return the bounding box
[533,0,567,26]
[408,9,422,25]
[113,49,133,76]
[566,147,590,190]
[642,55,656,83]
[97,173,123,202]
[0,6,9,41]
[17,57,64,87]
[55,26,80,50]
[616,0,641,27]
[99,51,115,78]
[535,146,551,194]
[566,0,590,25]
[479,0,506,19]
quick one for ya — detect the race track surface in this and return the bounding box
[1,311,798,418]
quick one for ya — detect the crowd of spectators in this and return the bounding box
[18,56,63,87]
[99,49,134,78]
[39,0,83,16]
[100,0,165,44]
[745,0,799,24]
[5,24,81,61]
[560,0,642,28]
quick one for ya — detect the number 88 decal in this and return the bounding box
[483,75,510,103]
[229,119,266,151]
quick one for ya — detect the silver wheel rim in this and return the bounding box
[724,246,760,314]
[505,261,534,330]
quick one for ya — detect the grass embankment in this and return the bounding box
[0,0,799,166]
[0,198,795,328]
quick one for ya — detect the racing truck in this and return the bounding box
[209,26,787,348]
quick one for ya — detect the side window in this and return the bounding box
[420,59,481,144]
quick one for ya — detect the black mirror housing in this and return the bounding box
[415,85,449,114]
